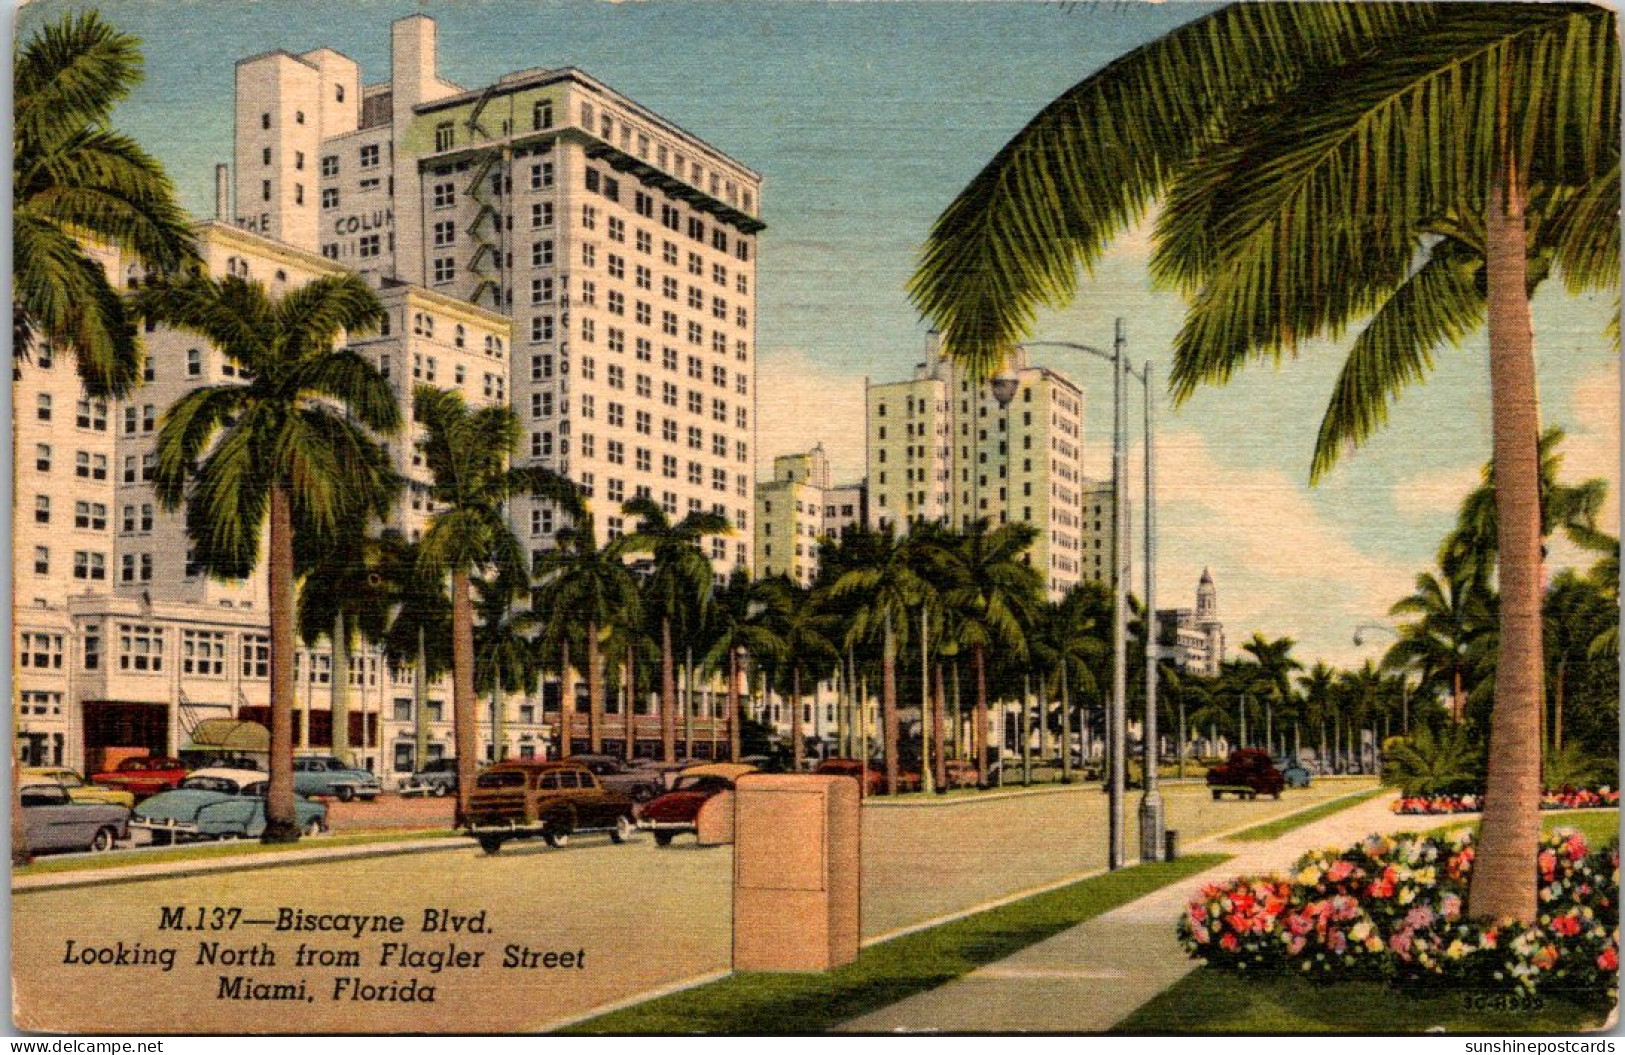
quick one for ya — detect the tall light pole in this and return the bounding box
[1018,319,1135,868]
[1137,356,1164,863]
[990,368,1020,790]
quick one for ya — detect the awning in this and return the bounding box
[182,718,270,754]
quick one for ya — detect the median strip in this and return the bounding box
[552,853,1227,1035]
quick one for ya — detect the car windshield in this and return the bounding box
[179,776,240,794]
[673,776,732,794]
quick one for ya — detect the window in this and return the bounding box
[688,217,705,242]
[433,182,455,209]
[34,444,51,473]
[531,161,554,189]
[434,123,455,152]
[531,277,554,304]
[532,202,553,228]
[262,180,271,202]
[662,240,679,265]
[636,229,652,254]
[74,502,106,530]
[532,100,553,130]
[688,252,703,276]
[35,394,51,421]
[33,547,49,575]
[582,204,597,229]
[608,217,625,243]
[119,624,164,671]
[73,551,106,581]
[241,634,270,678]
[18,632,64,670]
[320,186,339,210]
[433,221,456,246]
[34,495,49,525]
[182,630,227,676]
[581,243,596,268]
[433,257,456,284]
[531,315,554,343]
[359,234,381,258]
[532,239,554,267]
[322,155,338,177]
[294,184,304,205]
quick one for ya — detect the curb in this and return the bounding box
[13,834,467,893]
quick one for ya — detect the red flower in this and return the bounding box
[1598,946,1618,972]
[1551,914,1582,937]
[1220,933,1239,952]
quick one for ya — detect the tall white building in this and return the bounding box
[1157,568,1227,677]
[865,334,1087,599]
[232,15,763,578]
[753,445,865,587]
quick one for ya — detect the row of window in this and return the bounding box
[33,397,110,431]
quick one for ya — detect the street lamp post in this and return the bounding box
[1017,319,1153,868]
[1137,356,1164,863]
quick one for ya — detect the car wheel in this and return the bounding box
[336,785,357,802]
[1272,790,1282,800]
[654,831,674,847]
[610,814,635,844]
[433,784,449,798]
[303,818,324,837]
[478,835,504,855]
[90,827,117,853]
[1211,789,1221,801]
[543,830,571,848]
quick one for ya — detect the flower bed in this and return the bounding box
[1391,788,1619,815]
[1178,828,1618,1001]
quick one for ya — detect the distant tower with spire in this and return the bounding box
[1156,568,1227,677]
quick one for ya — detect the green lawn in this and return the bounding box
[1419,809,1620,848]
[14,828,458,879]
[1225,787,1391,842]
[558,853,1229,1034]
[1115,960,1614,1034]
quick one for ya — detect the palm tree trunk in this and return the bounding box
[264,482,299,843]
[882,611,899,795]
[559,639,573,759]
[1060,662,1072,783]
[1453,669,1464,724]
[332,611,350,763]
[414,625,429,769]
[1470,128,1545,925]
[791,664,805,769]
[451,569,477,825]
[491,661,504,763]
[683,649,694,760]
[587,622,603,754]
[624,652,637,763]
[951,662,962,762]
[1553,661,1565,752]
[661,618,677,762]
[932,662,946,790]
[974,644,989,786]
[729,649,742,762]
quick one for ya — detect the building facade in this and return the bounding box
[753,445,866,587]
[233,14,762,578]
[1156,568,1227,678]
[865,335,1087,599]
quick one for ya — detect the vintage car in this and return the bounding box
[398,757,458,797]
[813,757,922,795]
[565,754,667,802]
[89,756,190,801]
[131,768,328,843]
[462,760,637,854]
[19,783,130,853]
[1272,756,1314,788]
[22,766,135,809]
[291,756,383,801]
[639,763,757,845]
[1207,749,1286,800]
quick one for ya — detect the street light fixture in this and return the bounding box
[990,370,1020,782]
[1017,319,1161,868]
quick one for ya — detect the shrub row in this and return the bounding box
[1391,788,1619,815]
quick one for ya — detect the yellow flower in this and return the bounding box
[1351,921,1372,942]
[1446,940,1468,960]
[1365,937,1384,953]
[1399,887,1417,905]
[1296,866,1321,886]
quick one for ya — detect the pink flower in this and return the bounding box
[1405,906,1436,930]
[1599,946,1618,972]
[1440,893,1463,920]
[1390,929,1414,959]
[1328,860,1356,883]
[1539,849,1558,881]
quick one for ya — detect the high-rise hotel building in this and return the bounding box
[866,335,1088,599]
[233,14,763,573]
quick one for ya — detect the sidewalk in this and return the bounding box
[835,792,1413,1033]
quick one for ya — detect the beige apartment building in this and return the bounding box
[866,335,1087,599]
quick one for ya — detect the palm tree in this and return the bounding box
[937,521,1044,786]
[14,11,197,396]
[620,498,729,761]
[296,524,396,763]
[758,578,840,769]
[135,272,396,841]
[412,385,578,821]
[908,1,1616,924]
[701,570,782,761]
[832,527,937,794]
[473,572,540,764]
[1031,591,1106,781]
[534,509,639,756]
[1382,724,1483,796]
[378,530,453,771]
[1387,556,1495,725]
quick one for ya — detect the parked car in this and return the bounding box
[943,759,980,789]
[1206,749,1286,800]
[89,756,190,801]
[813,758,921,795]
[639,763,756,845]
[462,760,637,854]
[1273,757,1313,788]
[18,783,129,853]
[565,754,666,803]
[398,758,458,797]
[131,768,327,843]
[23,766,134,809]
[291,756,382,801]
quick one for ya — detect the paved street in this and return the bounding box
[13,779,1372,1033]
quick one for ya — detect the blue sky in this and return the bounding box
[22,0,1619,669]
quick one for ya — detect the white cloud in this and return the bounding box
[1558,359,1620,534]
[1392,463,1484,520]
[754,346,868,483]
[1148,429,1416,668]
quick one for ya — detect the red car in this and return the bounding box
[1206,749,1285,800]
[814,758,922,795]
[90,756,189,801]
[638,763,755,846]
